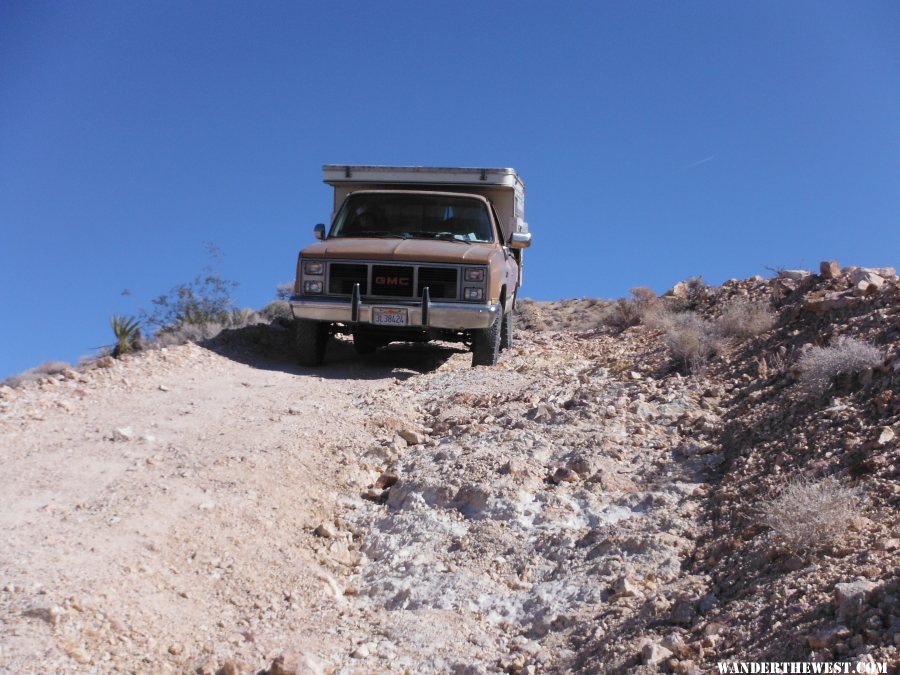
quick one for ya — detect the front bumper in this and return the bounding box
[289,293,499,330]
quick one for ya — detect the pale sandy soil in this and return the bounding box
[0,339,449,673]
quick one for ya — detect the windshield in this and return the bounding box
[330,193,495,243]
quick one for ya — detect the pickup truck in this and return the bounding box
[289,165,532,367]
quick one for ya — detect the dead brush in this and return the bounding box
[797,337,882,395]
[663,312,722,374]
[717,299,776,338]
[759,476,865,552]
[602,287,658,331]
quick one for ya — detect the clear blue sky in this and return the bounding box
[2,1,899,378]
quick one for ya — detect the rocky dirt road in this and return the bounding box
[1,324,714,673]
[0,339,442,673]
[3,271,898,674]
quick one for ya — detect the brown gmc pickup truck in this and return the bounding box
[290,166,532,367]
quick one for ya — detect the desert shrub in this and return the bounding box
[797,337,882,395]
[154,321,225,346]
[142,244,237,331]
[226,308,258,328]
[640,300,678,331]
[110,315,142,357]
[684,276,707,306]
[275,282,294,301]
[717,300,776,338]
[760,476,864,551]
[629,286,656,307]
[602,287,658,331]
[32,360,70,375]
[663,312,722,373]
[262,300,292,321]
[2,360,71,388]
[603,298,642,330]
[667,275,709,311]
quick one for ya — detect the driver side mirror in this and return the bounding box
[508,232,532,249]
[313,223,326,240]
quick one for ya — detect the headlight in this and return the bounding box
[303,280,323,294]
[303,260,325,276]
[464,267,485,282]
[464,287,484,301]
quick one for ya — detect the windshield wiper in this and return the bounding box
[431,232,473,244]
[400,231,474,244]
[341,230,410,239]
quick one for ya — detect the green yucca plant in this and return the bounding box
[111,315,142,357]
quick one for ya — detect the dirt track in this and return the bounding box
[0,339,464,673]
[4,285,898,673]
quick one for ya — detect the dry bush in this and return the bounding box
[663,312,722,373]
[2,361,71,388]
[262,301,292,321]
[32,360,70,375]
[603,298,642,331]
[602,287,658,331]
[717,300,776,338]
[797,337,882,395]
[629,286,656,307]
[275,282,294,301]
[685,276,710,308]
[226,308,259,328]
[640,301,678,331]
[760,476,864,551]
[153,321,226,347]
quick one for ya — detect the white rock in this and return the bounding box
[876,427,895,447]
[779,269,811,281]
[112,427,133,442]
[398,429,426,445]
[835,579,878,617]
[849,269,885,287]
[351,643,370,659]
[642,642,673,665]
[314,522,338,538]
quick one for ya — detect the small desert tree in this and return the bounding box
[142,243,238,332]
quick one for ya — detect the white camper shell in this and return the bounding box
[322,165,529,242]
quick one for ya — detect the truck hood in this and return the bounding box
[300,238,498,264]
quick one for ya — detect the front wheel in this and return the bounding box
[294,319,328,366]
[500,305,514,351]
[471,311,502,367]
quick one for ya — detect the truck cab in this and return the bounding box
[290,166,532,367]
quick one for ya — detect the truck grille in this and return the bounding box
[328,263,368,295]
[325,262,460,300]
[372,265,414,297]
[417,267,458,299]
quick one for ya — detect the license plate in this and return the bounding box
[372,307,408,326]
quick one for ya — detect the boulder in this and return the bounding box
[819,260,841,278]
[398,429,425,445]
[876,427,895,447]
[835,579,878,618]
[849,269,885,287]
[779,269,811,281]
[641,642,673,665]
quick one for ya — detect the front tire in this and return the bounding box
[294,319,328,366]
[471,311,502,367]
[500,306,514,351]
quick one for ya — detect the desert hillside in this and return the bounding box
[1,263,898,674]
